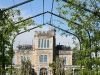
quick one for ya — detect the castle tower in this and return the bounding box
[33,28,56,75]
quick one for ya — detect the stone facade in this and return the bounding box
[14,28,72,75]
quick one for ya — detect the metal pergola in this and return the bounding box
[0,0,98,75]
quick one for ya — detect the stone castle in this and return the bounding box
[14,28,72,75]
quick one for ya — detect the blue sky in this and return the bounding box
[0,0,78,49]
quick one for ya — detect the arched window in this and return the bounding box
[40,68,47,75]
[47,40,49,48]
[38,39,40,48]
[44,39,46,48]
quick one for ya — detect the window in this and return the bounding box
[38,39,50,48]
[41,39,43,48]
[63,57,66,65]
[44,39,46,48]
[44,55,47,62]
[63,57,68,65]
[40,55,43,62]
[20,56,29,62]
[38,39,40,48]
[39,55,47,62]
[21,56,24,60]
[47,40,49,48]
[27,56,29,60]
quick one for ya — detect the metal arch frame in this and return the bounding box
[14,11,81,26]
[1,0,95,73]
[14,11,81,46]
[8,11,83,74]
[17,22,80,48]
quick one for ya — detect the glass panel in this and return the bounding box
[47,40,49,48]
[21,56,23,60]
[44,39,46,48]
[40,55,43,62]
[44,55,47,62]
[41,39,43,48]
[38,39,40,48]
[64,57,66,65]
[27,56,29,60]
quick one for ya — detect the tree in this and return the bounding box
[56,0,100,75]
[0,9,34,75]
[65,68,72,75]
[49,57,66,75]
[20,59,33,75]
[9,58,34,75]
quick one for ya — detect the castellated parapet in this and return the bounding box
[34,28,56,36]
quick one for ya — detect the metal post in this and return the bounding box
[72,68,75,75]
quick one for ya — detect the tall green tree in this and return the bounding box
[49,57,66,75]
[0,9,34,75]
[56,0,100,75]
[10,59,34,75]
[20,59,33,75]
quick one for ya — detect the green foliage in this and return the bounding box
[8,59,34,75]
[20,59,33,75]
[56,0,100,75]
[49,57,71,75]
[65,68,72,75]
[0,9,34,74]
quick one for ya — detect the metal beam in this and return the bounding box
[14,11,81,27]
[47,11,81,26]
[0,0,33,12]
[15,11,48,24]
[46,23,79,39]
[62,0,100,18]
[17,23,46,35]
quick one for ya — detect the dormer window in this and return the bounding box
[38,39,50,48]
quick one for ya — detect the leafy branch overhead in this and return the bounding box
[0,9,34,74]
[56,0,100,75]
